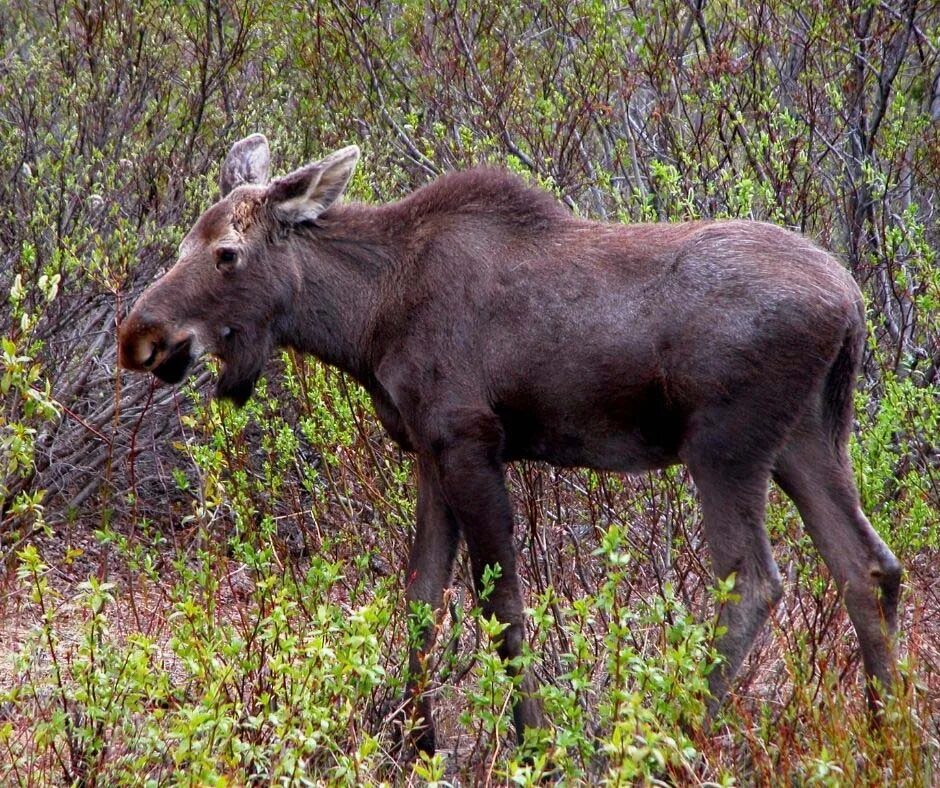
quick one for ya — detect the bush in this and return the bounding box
[1,0,937,783]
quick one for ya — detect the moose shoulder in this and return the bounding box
[118,135,901,754]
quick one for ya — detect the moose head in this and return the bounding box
[118,135,360,405]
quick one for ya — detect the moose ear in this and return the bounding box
[266,145,360,223]
[220,133,271,196]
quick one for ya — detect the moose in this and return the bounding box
[118,134,901,753]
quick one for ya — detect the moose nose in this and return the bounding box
[138,337,161,369]
[118,311,167,371]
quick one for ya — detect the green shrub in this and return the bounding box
[1,0,937,784]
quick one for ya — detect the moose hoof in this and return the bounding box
[392,722,435,758]
[410,724,436,757]
[389,699,436,757]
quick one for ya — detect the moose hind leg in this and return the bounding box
[687,461,783,714]
[773,429,901,704]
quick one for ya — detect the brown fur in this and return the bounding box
[119,139,901,754]
[230,195,262,233]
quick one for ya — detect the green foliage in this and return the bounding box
[7,539,398,783]
[853,372,940,553]
[0,0,937,784]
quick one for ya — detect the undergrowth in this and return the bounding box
[1,0,938,784]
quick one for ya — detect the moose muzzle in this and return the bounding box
[118,313,195,384]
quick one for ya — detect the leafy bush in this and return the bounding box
[1,0,937,783]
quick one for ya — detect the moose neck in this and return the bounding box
[284,202,398,383]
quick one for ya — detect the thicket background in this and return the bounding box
[1,0,938,784]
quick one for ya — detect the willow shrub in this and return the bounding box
[1,0,938,784]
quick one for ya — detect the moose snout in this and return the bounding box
[118,311,163,371]
[118,312,195,383]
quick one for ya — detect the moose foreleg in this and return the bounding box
[401,456,460,754]
[432,414,546,747]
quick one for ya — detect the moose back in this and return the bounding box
[118,134,900,753]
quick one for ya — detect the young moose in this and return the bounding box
[118,135,901,753]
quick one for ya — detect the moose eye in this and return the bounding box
[215,248,239,272]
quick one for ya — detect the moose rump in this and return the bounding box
[118,134,901,755]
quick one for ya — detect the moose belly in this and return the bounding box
[496,386,685,473]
